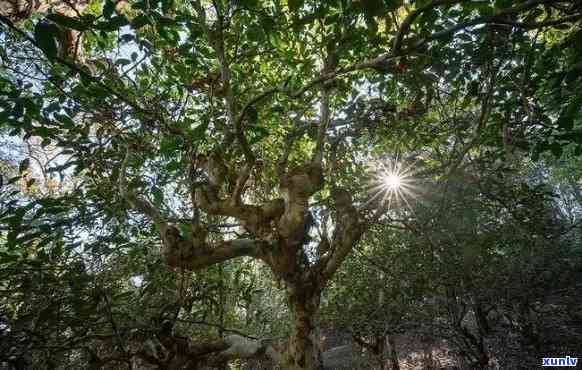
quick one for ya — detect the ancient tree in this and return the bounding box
[1,0,581,368]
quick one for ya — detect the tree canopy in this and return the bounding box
[1,0,581,369]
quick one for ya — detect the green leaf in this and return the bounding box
[235,0,258,7]
[166,160,182,172]
[161,0,174,14]
[160,136,179,154]
[55,113,75,128]
[178,223,191,237]
[494,0,514,10]
[119,34,135,43]
[19,158,30,173]
[47,161,78,173]
[95,15,129,31]
[103,0,116,18]
[34,22,60,59]
[7,175,22,185]
[268,33,281,48]
[152,187,163,207]
[557,93,582,131]
[131,15,150,29]
[47,14,89,31]
[114,291,134,300]
[246,106,258,123]
[550,142,563,158]
[384,0,403,12]
[288,0,304,12]
[12,100,24,119]
[360,0,387,17]
[115,58,131,66]
[248,126,269,144]
[191,121,209,141]
[0,252,20,265]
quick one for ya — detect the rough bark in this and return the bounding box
[283,283,324,370]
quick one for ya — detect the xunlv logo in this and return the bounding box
[542,356,579,367]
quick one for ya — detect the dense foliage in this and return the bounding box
[1,0,581,369]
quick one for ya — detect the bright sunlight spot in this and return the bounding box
[383,173,402,190]
[366,157,417,210]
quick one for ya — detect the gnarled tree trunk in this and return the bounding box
[283,283,324,370]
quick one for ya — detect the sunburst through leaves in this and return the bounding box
[366,157,417,210]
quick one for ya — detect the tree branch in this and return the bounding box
[412,12,582,50]
[313,86,330,165]
[234,86,281,130]
[320,187,365,282]
[0,14,194,144]
[118,148,166,227]
[176,239,261,270]
[193,0,255,163]
[392,0,470,52]
[284,0,579,100]
[0,15,146,117]
[289,53,400,98]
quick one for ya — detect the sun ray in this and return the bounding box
[366,157,418,212]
